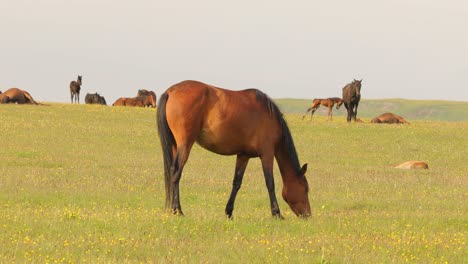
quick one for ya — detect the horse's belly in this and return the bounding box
[196,129,258,156]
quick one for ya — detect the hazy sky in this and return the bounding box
[1,0,467,104]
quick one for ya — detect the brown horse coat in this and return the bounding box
[112,97,145,107]
[137,89,157,107]
[302,97,343,120]
[0,88,38,104]
[157,80,311,218]
[394,161,429,169]
[371,112,410,124]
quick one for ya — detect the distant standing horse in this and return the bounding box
[157,80,311,218]
[302,97,343,120]
[342,79,362,122]
[70,75,82,104]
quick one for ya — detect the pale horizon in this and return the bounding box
[1,1,467,104]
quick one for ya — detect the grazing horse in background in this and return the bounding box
[139,95,156,108]
[157,80,311,218]
[342,79,362,122]
[85,93,107,105]
[137,89,157,107]
[302,97,343,121]
[70,75,82,104]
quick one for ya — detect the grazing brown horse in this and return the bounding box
[342,79,362,122]
[157,80,311,218]
[371,112,410,124]
[70,75,82,104]
[302,97,343,120]
[85,93,107,105]
[0,88,39,104]
[137,89,157,107]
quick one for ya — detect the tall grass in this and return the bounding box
[0,103,466,263]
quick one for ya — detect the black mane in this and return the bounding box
[254,90,302,176]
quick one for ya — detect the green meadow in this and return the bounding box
[0,102,466,263]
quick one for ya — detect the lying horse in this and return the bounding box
[302,97,343,120]
[0,88,39,104]
[112,97,144,107]
[394,161,429,169]
[371,112,410,124]
[85,93,107,105]
[113,95,155,107]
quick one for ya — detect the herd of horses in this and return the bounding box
[68,75,157,108]
[301,79,410,124]
[1,77,421,218]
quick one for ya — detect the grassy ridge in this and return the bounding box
[0,103,466,263]
[277,98,468,121]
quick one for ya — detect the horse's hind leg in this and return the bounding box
[225,155,250,219]
[302,107,312,120]
[170,143,194,215]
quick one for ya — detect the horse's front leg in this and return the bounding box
[225,155,250,219]
[260,154,283,219]
[353,103,359,121]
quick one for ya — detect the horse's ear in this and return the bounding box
[300,163,308,176]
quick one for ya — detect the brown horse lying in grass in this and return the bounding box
[302,97,343,120]
[371,112,410,124]
[0,88,39,104]
[112,95,155,107]
[394,161,429,169]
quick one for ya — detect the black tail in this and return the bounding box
[156,92,175,211]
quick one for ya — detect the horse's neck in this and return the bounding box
[275,144,299,183]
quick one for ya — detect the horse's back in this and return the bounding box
[164,81,281,156]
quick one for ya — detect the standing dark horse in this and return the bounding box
[302,97,343,121]
[342,79,362,122]
[157,80,311,218]
[70,75,82,104]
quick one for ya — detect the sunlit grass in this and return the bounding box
[0,103,466,262]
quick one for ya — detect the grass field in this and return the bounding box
[0,103,466,263]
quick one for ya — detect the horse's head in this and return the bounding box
[282,164,311,217]
[78,75,83,85]
[99,95,107,105]
[336,99,344,109]
[353,79,362,97]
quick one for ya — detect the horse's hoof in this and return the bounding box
[171,209,184,216]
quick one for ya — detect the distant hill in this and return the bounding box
[275,98,468,122]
